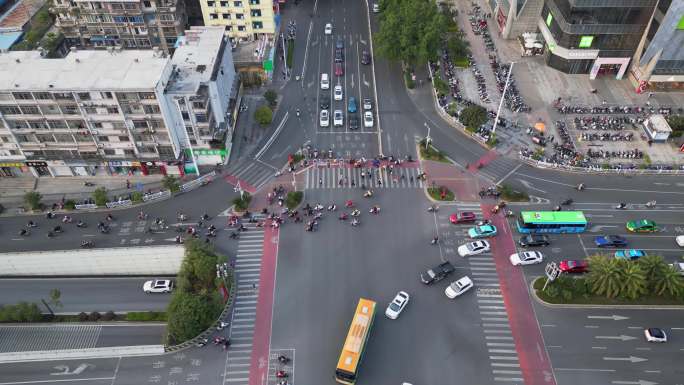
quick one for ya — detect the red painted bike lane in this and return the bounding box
[248,222,279,385]
[483,205,557,385]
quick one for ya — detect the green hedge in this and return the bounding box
[285,191,303,210]
[126,311,167,322]
[418,139,448,163]
[427,186,454,201]
[0,302,42,322]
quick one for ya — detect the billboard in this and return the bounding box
[579,36,594,48]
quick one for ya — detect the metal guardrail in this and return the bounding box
[143,190,171,202]
[180,171,216,193]
[518,155,684,175]
[74,203,97,210]
[105,200,132,209]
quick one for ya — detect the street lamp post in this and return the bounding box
[492,61,515,134]
[424,122,432,149]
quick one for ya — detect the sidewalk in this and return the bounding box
[0,174,168,214]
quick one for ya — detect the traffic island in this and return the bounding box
[497,183,529,202]
[427,185,454,201]
[418,139,449,163]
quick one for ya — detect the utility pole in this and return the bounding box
[424,122,432,149]
[493,62,515,134]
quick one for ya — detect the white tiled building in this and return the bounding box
[0,26,237,178]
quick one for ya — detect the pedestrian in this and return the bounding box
[252,283,257,291]
[319,178,323,186]
[648,92,653,99]
[126,179,130,189]
[377,178,382,186]
[410,176,414,183]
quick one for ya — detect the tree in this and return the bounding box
[255,106,273,126]
[586,255,623,299]
[162,175,181,193]
[374,0,447,66]
[637,255,667,283]
[92,187,109,206]
[180,240,220,294]
[619,262,647,300]
[653,265,684,297]
[446,34,470,60]
[23,191,42,211]
[232,193,252,211]
[263,89,278,107]
[459,105,487,131]
[166,291,222,344]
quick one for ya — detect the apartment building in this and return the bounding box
[0,27,237,178]
[629,0,684,92]
[487,0,545,39]
[199,0,275,40]
[539,0,657,79]
[51,0,187,54]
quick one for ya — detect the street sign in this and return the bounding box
[543,262,561,291]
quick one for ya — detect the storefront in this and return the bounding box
[193,149,227,166]
[66,161,97,177]
[0,162,27,177]
[140,161,167,176]
[589,57,631,80]
[47,160,74,177]
[24,161,51,177]
[106,160,144,176]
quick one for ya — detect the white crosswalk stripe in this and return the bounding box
[305,167,426,189]
[222,221,266,385]
[225,158,277,190]
[0,325,101,352]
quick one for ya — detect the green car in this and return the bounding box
[626,219,658,233]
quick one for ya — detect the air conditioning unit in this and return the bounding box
[97,144,104,148]
[91,130,98,135]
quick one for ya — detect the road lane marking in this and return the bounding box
[0,378,114,385]
[555,368,615,372]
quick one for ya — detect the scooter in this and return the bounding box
[351,219,360,227]
[427,205,439,212]
[80,241,94,248]
[277,355,290,364]
[614,203,627,209]
[645,201,656,208]
[276,370,288,378]
[560,198,573,206]
[350,209,361,217]
[338,213,349,221]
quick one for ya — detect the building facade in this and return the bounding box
[199,0,275,41]
[51,0,187,54]
[539,0,657,79]
[629,0,684,92]
[0,27,237,178]
[488,0,545,39]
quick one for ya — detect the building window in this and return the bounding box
[220,1,227,6]
[0,106,22,115]
[67,120,86,129]
[107,107,120,114]
[157,146,174,156]
[235,13,243,19]
[20,106,40,115]
[233,0,242,6]
[111,3,123,9]
[195,114,208,123]
[84,107,98,114]
[103,149,116,155]
[97,136,110,142]
[34,92,53,100]
[12,92,33,100]
[249,0,259,4]
[251,9,261,17]
[16,135,31,143]
[253,21,262,29]
[124,149,135,156]
[210,13,218,19]
[53,92,74,100]
[118,136,130,141]
[138,92,156,100]
[207,0,215,6]
[47,120,67,129]
[101,92,113,99]
[77,92,91,100]
[28,121,48,129]
[143,1,151,7]
[124,3,137,9]
[36,134,56,143]
[222,13,230,19]
[132,120,148,128]
[54,134,75,143]
[93,122,103,128]
[143,105,161,114]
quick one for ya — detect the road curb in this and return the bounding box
[528,277,684,310]
[0,345,165,363]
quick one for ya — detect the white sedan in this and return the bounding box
[320,109,329,127]
[363,111,374,128]
[143,279,173,293]
[445,276,473,299]
[333,110,344,127]
[676,235,684,247]
[457,240,490,257]
[334,85,343,101]
[324,23,332,35]
[644,328,667,342]
[385,291,409,319]
[509,251,544,266]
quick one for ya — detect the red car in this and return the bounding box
[449,212,476,224]
[559,260,589,274]
[335,62,344,76]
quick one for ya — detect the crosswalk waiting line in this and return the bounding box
[222,221,266,385]
[305,167,426,189]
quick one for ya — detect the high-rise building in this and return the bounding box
[0,27,237,178]
[51,0,188,54]
[199,0,275,40]
[539,0,657,79]
[488,0,545,39]
[629,0,684,92]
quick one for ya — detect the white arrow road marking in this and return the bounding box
[584,214,614,218]
[362,73,370,87]
[51,363,95,376]
[144,238,155,243]
[603,356,647,363]
[588,315,629,320]
[588,225,618,233]
[612,380,658,385]
[595,335,637,341]
[518,179,547,193]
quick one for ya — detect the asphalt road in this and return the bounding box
[0,278,172,313]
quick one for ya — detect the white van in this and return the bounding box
[320,73,330,89]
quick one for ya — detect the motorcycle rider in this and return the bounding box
[77,220,87,228]
[20,229,29,236]
[431,236,439,245]
[27,220,36,228]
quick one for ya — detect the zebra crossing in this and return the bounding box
[305,166,426,189]
[223,221,265,384]
[438,204,524,384]
[477,157,521,184]
[0,325,101,353]
[225,158,277,191]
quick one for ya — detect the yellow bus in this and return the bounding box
[335,298,377,384]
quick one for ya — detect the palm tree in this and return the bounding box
[638,254,667,283]
[653,266,684,297]
[587,255,623,298]
[620,263,648,300]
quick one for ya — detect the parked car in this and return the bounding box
[324,23,332,35]
[320,73,330,89]
[319,94,330,109]
[348,97,357,113]
[334,85,343,101]
[363,98,373,110]
[349,115,359,130]
[335,62,344,76]
[333,110,344,127]
[385,291,409,319]
[363,111,374,128]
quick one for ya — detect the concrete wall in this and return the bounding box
[0,246,184,277]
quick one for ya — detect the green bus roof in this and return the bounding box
[520,211,587,224]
